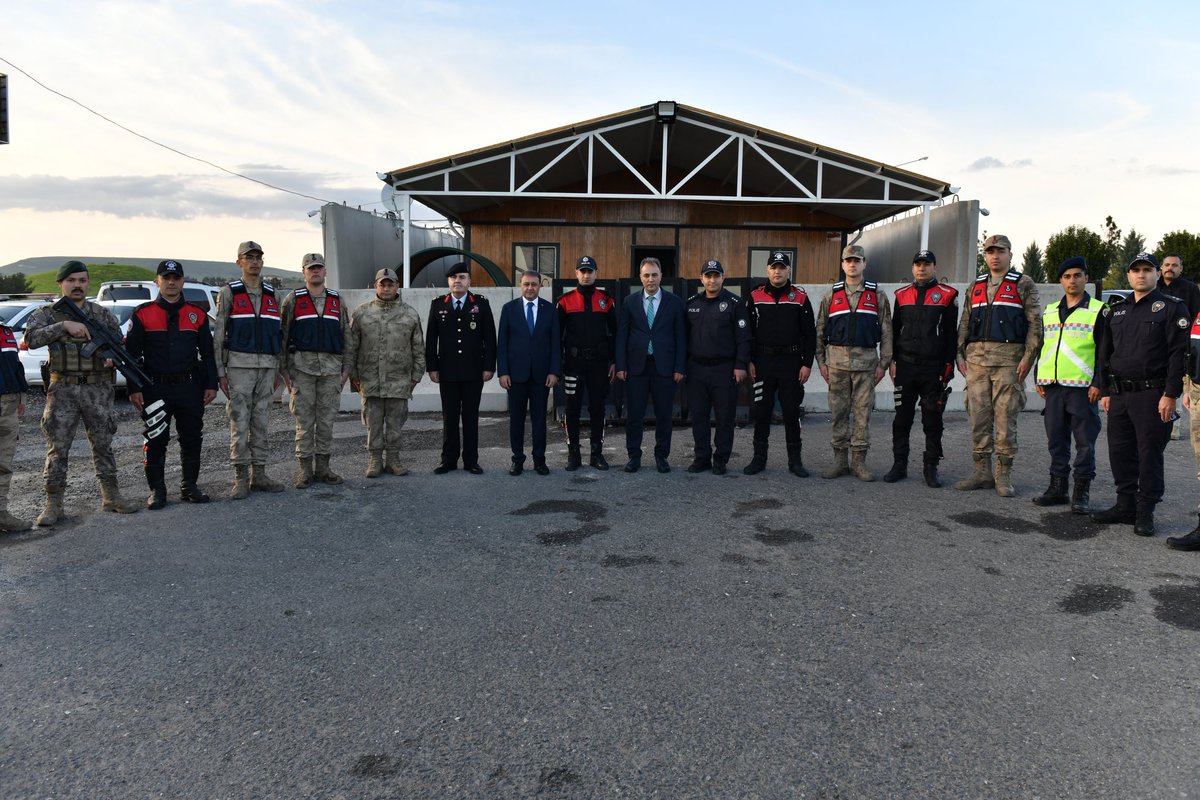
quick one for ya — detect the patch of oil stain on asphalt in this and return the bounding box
[753,523,813,546]
[510,500,610,546]
[721,552,750,564]
[981,566,1002,576]
[738,498,784,512]
[537,522,607,546]
[1037,511,1102,541]
[949,511,1037,534]
[538,766,580,792]
[1057,583,1135,615]
[1149,582,1200,631]
[350,753,397,778]
[602,554,659,568]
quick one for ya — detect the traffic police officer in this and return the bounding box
[684,259,751,474]
[280,252,348,489]
[556,255,617,470]
[742,251,817,477]
[0,314,29,531]
[1093,252,1189,536]
[886,250,958,487]
[127,259,219,509]
[26,260,139,525]
[426,261,496,474]
[1031,256,1105,514]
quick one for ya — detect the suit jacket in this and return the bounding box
[497,296,562,383]
[425,292,497,382]
[616,290,687,377]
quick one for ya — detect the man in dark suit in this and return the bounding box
[426,261,497,474]
[616,257,686,473]
[498,271,561,475]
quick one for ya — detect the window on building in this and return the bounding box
[513,243,559,284]
[749,247,797,279]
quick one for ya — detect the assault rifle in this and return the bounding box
[52,297,153,391]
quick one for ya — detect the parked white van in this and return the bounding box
[95,280,222,317]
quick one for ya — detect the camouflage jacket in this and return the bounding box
[345,297,426,398]
[25,300,122,375]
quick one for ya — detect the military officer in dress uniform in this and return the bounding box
[556,255,617,470]
[127,259,219,509]
[280,253,348,489]
[742,251,817,477]
[1093,252,1189,536]
[885,250,958,487]
[684,259,750,474]
[0,314,29,531]
[25,260,139,525]
[426,261,496,474]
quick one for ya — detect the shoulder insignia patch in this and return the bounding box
[1153,301,1166,313]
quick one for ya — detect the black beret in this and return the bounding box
[445,261,470,277]
[1057,256,1087,279]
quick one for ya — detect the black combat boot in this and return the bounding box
[1167,514,1200,550]
[786,442,808,478]
[145,464,167,511]
[922,454,942,488]
[1134,503,1156,537]
[589,446,609,471]
[1093,493,1136,525]
[1032,475,1069,507]
[883,461,907,483]
[565,445,582,472]
[1070,479,1091,515]
[180,458,211,504]
[743,440,768,475]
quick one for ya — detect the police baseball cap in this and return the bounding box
[156,259,185,277]
[768,251,791,268]
[1057,256,1087,279]
[913,250,936,264]
[55,260,88,281]
[983,234,1012,251]
[701,259,724,275]
[445,261,470,277]
[301,253,325,269]
[374,268,398,283]
[576,255,597,272]
[842,244,866,260]
[238,241,264,257]
[1128,252,1159,271]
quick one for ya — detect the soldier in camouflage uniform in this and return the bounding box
[280,253,348,489]
[0,315,29,531]
[25,260,139,526]
[344,268,426,477]
[214,241,285,498]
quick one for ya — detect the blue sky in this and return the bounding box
[2,0,1197,271]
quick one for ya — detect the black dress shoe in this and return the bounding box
[433,463,456,475]
[686,460,711,474]
[465,464,484,475]
[509,463,523,476]
[623,458,640,473]
[533,460,550,476]
[655,457,671,474]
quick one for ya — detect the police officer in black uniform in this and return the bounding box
[742,251,817,476]
[126,260,219,509]
[556,255,617,470]
[426,261,497,474]
[1093,252,1190,536]
[684,259,751,474]
[885,250,959,487]
[1168,304,1200,551]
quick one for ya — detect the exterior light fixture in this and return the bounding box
[655,100,677,124]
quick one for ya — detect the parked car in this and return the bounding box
[18,299,143,391]
[96,280,222,317]
[1102,289,1132,305]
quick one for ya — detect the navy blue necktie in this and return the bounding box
[526,301,535,334]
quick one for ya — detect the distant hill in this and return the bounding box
[1,256,301,285]
[27,264,156,293]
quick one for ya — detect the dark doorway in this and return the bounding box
[631,247,678,280]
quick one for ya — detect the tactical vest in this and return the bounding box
[967,269,1028,344]
[0,326,28,394]
[1189,312,1200,383]
[227,281,282,355]
[823,281,881,347]
[47,303,112,376]
[1036,298,1104,387]
[288,288,343,353]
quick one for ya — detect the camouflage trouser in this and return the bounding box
[361,396,409,453]
[41,380,117,487]
[965,361,1026,458]
[827,366,875,451]
[1189,381,1200,479]
[0,393,20,510]
[289,371,342,458]
[226,367,276,466]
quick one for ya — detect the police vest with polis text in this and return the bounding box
[1036,297,1104,387]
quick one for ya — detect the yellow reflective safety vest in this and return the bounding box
[1036,297,1105,387]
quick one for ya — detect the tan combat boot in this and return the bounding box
[36,486,64,527]
[849,451,875,482]
[994,457,1016,498]
[99,478,139,514]
[821,448,851,479]
[250,465,285,493]
[954,455,995,491]
[0,509,31,532]
[365,451,384,478]
[314,454,343,484]
[294,457,314,489]
[230,465,250,500]
[384,450,409,476]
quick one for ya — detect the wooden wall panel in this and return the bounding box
[464,196,848,229]
[677,229,842,283]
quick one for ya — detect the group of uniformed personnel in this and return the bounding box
[3,239,1200,553]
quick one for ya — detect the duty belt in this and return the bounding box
[1109,376,1166,394]
[688,355,733,366]
[567,346,608,360]
[149,372,195,385]
[756,344,800,356]
[50,371,112,385]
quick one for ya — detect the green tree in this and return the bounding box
[1044,225,1111,284]
[1102,215,1122,280]
[1154,230,1200,282]
[0,273,32,293]
[975,230,989,274]
[1020,242,1044,282]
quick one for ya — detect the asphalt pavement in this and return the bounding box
[2,396,1200,798]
